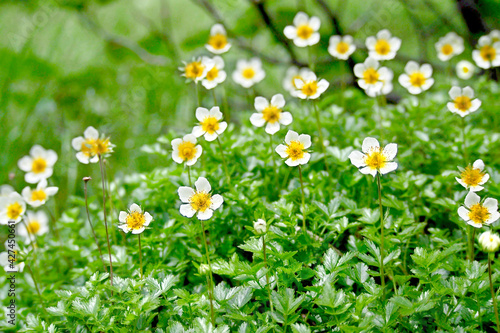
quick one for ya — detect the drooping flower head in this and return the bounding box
[435,32,464,61]
[21,179,58,208]
[458,192,499,228]
[275,130,311,167]
[192,106,228,142]
[283,67,314,96]
[232,58,265,88]
[366,29,401,61]
[348,137,398,177]
[178,177,223,220]
[479,231,500,252]
[72,126,114,164]
[180,57,214,83]
[328,35,356,60]
[250,94,293,135]
[293,71,329,100]
[202,56,227,90]
[118,203,153,234]
[171,134,203,166]
[0,192,26,224]
[354,57,392,97]
[18,145,57,184]
[456,159,489,192]
[446,86,481,117]
[284,12,321,47]
[205,24,231,54]
[472,35,500,69]
[18,210,49,242]
[398,61,434,95]
[253,219,267,234]
[456,60,476,80]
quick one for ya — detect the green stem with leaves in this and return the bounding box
[377,173,386,302]
[489,253,500,333]
[98,154,114,291]
[216,136,231,183]
[84,177,107,273]
[262,235,274,316]
[298,165,307,233]
[201,220,216,326]
[138,234,143,279]
[461,117,467,164]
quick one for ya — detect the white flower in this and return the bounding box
[202,56,227,90]
[472,35,500,69]
[0,185,14,197]
[398,61,434,95]
[205,24,231,54]
[0,251,24,273]
[21,179,58,208]
[435,32,464,61]
[458,192,499,228]
[18,145,57,184]
[456,159,489,192]
[171,134,203,166]
[275,130,311,167]
[283,67,314,96]
[232,58,265,88]
[250,94,293,135]
[192,106,228,142]
[283,12,321,47]
[293,71,329,99]
[348,137,398,177]
[446,86,481,117]
[328,35,356,60]
[71,126,114,164]
[354,57,392,97]
[366,29,401,61]
[18,210,49,241]
[118,203,153,234]
[179,57,215,83]
[479,231,500,252]
[178,177,223,220]
[253,219,267,234]
[0,192,26,224]
[365,69,393,98]
[456,60,476,80]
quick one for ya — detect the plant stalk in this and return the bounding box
[98,154,114,291]
[489,254,500,333]
[377,173,386,302]
[201,220,216,326]
[84,178,107,272]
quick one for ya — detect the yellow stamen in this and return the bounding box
[27,221,41,234]
[454,96,472,112]
[177,141,197,161]
[206,67,219,81]
[184,61,205,80]
[363,68,380,84]
[365,149,387,170]
[460,166,485,187]
[468,203,490,225]
[32,157,47,174]
[441,44,453,56]
[409,72,426,87]
[262,106,281,123]
[374,39,391,55]
[480,45,496,61]
[126,211,146,230]
[301,81,318,96]
[7,202,23,220]
[201,116,220,134]
[336,41,349,54]
[208,33,227,50]
[291,75,303,89]
[190,192,212,212]
[285,140,305,161]
[242,68,255,79]
[297,24,313,39]
[31,189,47,202]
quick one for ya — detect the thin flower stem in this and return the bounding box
[269,134,278,191]
[26,262,47,315]
[461,117,467,164]
[471,227,475,262]
[377,174,386,302]
[200,220,216,326]
[262,235,274,316]
[103,160,117,244]
[138,234,143,279]
[212,89,217,105]
[489,254,500,333]
[340,77,346,111]
[475,292,483,332]
[298,165,307,233]
[216,136,231,183]
[187,165,192,187]
[313,101,330,173]
[223,86,230,122]
[195,82,201,107]
[84,178,107,273]
[376,96,383,141]
[98,154,114,291]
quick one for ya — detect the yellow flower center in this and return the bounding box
[185,61,205,79]
[177,141,197,161]
[242,67,255,79]
[262,106,281,123]
[468,203,490,225]
[291,75,303,89]
[32,157,47,174]
[208,33,227,50]
[7,202,23,220]
[460,166,485,187]
[462,66,469,73]
[409,72,426,87]
[374,39,391,55]
[363,68,380,84]
[190,192,212,212]
[336,41,349,54]
[206,67,219,81]
[297,24,314,39]
[27,221,41,234]
[285,140,305,161]
[31,189,47,202]
[480,45,496,61]
[365,149,387,170]
[454,96,472,112]
[301,81,318,96]
[126,211,146,230]
[441,44,453,56]
[201,116,220,134]
[81,139,95,157]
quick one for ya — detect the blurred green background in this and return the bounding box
[1,0,499,208]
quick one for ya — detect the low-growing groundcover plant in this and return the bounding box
[2,2,500,333]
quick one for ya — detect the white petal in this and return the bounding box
[284,26,297,39]
[382,143,397,161]
[216,121,228,135]
[293,12,309,26]
[195,177,211,192]
[72,137,85,151]
[285,130,299,144]
[131,227,145,234]
[449,86,462,99]
[209,106,223,120]
[379,162,398,174]
[197,209,213,220]
[18,156,33,172]
[473,159,485,171]
[360,166,377,177]
[84,126,99,139]
[270,94,286,108]
[254,96,269,111]
[180,204,196,218]
[298,134,311,149]
[265,122,280,135]
[348,151,366,168]
[280,112,293,126]
[362,137,380,154]
[484,198,498,212]
[119,211,128,223]
[192,126,205,138]
[178,186,195,202]
[250,113,266,127]
[195,107,209,122]
[130,203,141,213]
[210,194,224,210]
[464,191,480,208]
[462,86,474,98]
[275,144,288,158]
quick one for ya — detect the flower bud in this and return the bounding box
[253,219,267,234]
[199,264,210,275]
[479,231,500,252]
